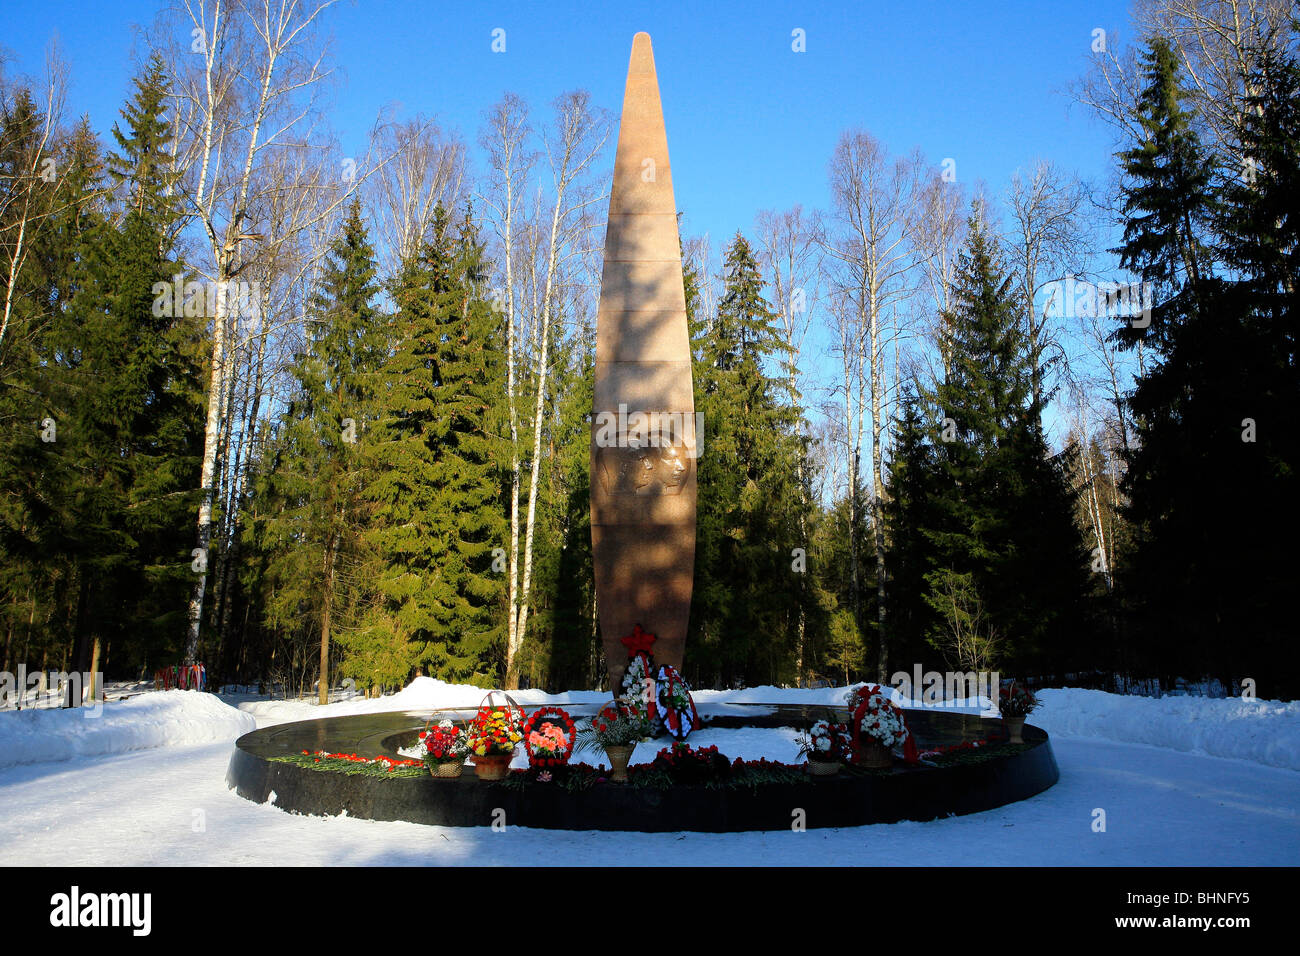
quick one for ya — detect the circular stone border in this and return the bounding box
[226,704,1059,832]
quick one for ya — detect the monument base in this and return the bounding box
[226,705,1060,832]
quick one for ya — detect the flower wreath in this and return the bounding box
[522,706,576,767]
[621,652,659,724]
[618,625,661,730]
[655,664,698,739]
[847,683,918,762]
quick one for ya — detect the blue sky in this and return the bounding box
[4,0,1140,448]
[5,0,1134,245]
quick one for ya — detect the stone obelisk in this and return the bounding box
[591,32,696,691]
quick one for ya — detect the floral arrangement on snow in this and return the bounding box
[577,696,655,751]
[846,684,910,748]
[300,750,422,771]
[619,625,662,730]
[998,680,1038,717]
[467,705,524,757]
[621,652,657,712]
[655,664,698,739]
[649,742,731,784]
[419,719,469,765]
[523,706,576,767]
[798,719,852,763]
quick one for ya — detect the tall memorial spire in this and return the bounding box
[591,32,697,690]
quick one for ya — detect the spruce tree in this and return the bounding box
[923,206,1091,675]
[360,207,506,686]
[9,60,206,689]
[259,199,385,702]
[108,53,181,228]
[1213,42,1300,693]
[1117,37,1300,692]
[689,232,803,686]
[882,384,940,671]
[1114,36,1218,354]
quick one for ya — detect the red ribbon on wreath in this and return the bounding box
[901,714,919,764]
[522,706,576,767]
[655,665,698,740]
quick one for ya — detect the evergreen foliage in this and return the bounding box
[358,207,507,687]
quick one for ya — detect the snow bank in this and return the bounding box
[0,690,256,769]
[1033,687,1300,771]
[236,677,613,728]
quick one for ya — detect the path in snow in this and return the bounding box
[1,734,1295,866]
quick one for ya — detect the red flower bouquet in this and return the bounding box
[998,680,1038,717]
[577,697,653,751]
[419,719,469,765]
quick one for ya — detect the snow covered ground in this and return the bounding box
[1,679,1296,865]
[0,690,255,770]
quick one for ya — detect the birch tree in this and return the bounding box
[163,0,375,664]
[477,93,534,687]
[366,116,466,276]
[479,91,609,687]
[0,49,66,362]
[508,92,609,688]
[910,173,967,379]
[823,131,922,680]
[1005,160,1088,411]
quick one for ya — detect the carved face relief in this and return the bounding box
[596,441,692,496]
[632,449,655,490]
[654,443,689,492]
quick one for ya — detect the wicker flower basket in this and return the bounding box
[1004,716,1026,744]
[852,738,893,768]
[472,754,512,781]
[604,744,634,782]
[429,759,464,779]
[807,758,841,777]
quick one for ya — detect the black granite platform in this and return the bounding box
[226,703,1059,831]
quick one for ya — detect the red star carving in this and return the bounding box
[620,624,657,656]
